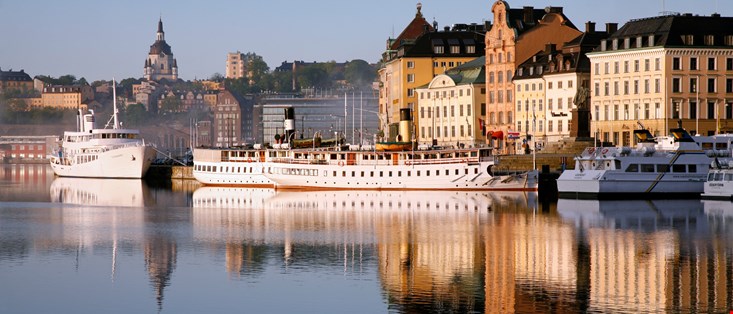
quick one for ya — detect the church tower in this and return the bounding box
[144,18,178,81]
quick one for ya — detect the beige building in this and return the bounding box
[589,14,733,145]
[484,1,581,153]
[379,3,486,141]
[41,85,91,110]
[416,57,487,147]
[225,52,247,79]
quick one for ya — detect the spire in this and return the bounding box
[416,2,423,17]
[158,17,163,33]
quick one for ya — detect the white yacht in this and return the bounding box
[49,82,156,179]
[557,128,711,199]
[192,147,273,187]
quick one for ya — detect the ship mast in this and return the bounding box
[112,78,119,129]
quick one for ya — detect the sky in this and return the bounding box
[1,0,730,82]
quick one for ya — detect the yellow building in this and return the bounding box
[379,3,486,141]
[41,85,89,110]
[588,14,733,145]
[0,68,34,93]
[416,57,487,147]
[484,1,581,153]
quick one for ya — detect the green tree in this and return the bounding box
[124,103,147,126]
[297,65,329,89]
[159,96,182,114]
[209,73,224,82]
[345,59,376,87]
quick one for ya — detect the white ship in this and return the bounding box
[192,147,273,187]
[701,137,733,200]
[49,81,156,179]
[557,128,713,199]
[265,146,538,191]
[50,177,152,207]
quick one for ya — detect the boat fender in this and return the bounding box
[487,165,493,176]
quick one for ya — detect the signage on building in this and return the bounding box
[508,132,520,139]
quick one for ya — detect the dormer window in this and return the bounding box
[432,39,445,54]
[682,34,694,45]
[624,38,630,49]
[705,35,715,46]
[466,45,475,54]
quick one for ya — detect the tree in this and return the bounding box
[209,73,224,82]
[345,60,376,88]
[159,96,182,114]
[124,103,147,126]
[297,65,329,89]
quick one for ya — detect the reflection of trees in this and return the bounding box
[144,235,177,312]
[226,242,269,277]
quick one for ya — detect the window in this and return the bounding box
[594,82,600,96]
[450,45,460,54]
[672,57,681,70]
[689,101,697,119]
[672,77,681,93]
[645,59,650,71]
[728,58,733,71]
[434,46,444,54]
[708,78,716,93]
[624,61,629,73]
[548,82,553,89]
[466,45,475,54]
[407,74,415,82]
[682,35,694,45]
[558,81,563,89]
[634,80,639,94]
[727,78,733,93]
[690,57,698,70]
[708,57,716,70]
[568,80,573,88]
[690,77,697,93]
[655,58,660,71]
[655,79,661,93]
[614,62,619,73]
[634,60,640,72]
[705,35,715,46]
[644,79,649,94]
[594,63,600,75]
[548,99,553,110]
[407,61,415,68]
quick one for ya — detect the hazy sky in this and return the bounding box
[1,0,729,82]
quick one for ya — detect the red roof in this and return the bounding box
[390,6,433,50]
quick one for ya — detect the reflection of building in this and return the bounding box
[144,236,177,311]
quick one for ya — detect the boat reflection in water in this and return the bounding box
[557,198,733,313]
[192,187,537,312]
[50,177,153,207]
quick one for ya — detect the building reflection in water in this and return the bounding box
[192,187,538,313]
[559,199,733,313]
[0,164,55,201]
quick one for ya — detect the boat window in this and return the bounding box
[726,174,733,181]
[417,171,421,176]
[379,171,383,177]
[689,164,698,172]
[333,171,337,177]
[709,173,716,181]
[614,160,621,169]
[625,164,639,172]
[657,164,670,172]
[641,164,655,172]
[426,170,430,176]
[455,169,459,175]
[370,171,374,177]
[714,172,724,181]
[407,171,411,177]
[702,143,714,150]
[352,171,355,177]
[716,143,728,150]
[465,169,468,175]
[342,171,346,177]
[389,171,392,177]
[672,164,686,172]
[398,171,402,176]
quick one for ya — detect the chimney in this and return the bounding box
[546,6,563,14]
[585,21,596,33]
[606,23,618,34]
[523,6,534,24]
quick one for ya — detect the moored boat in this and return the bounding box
[264,146,538,191]
[48,81,156,179]
[192,147,273,187]
[557,127,712,199]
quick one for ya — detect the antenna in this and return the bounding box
[112,78,119,129]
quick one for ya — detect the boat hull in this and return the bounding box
[266,161,538,191]
[557,169,705,199]
[50,145,156,179]
[193,161,274,187]
[702,172,733,200]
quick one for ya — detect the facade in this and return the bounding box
[213,90,243,148]
[513,23,611,153]
[379,3,486,141]
[144,18,178,82]
[41,85,91,110]
[0,68,33,93]
[589,14,733,145]
[0,136,57,162]
[484,1,581,153]
[416,57,487,148]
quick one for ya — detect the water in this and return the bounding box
[1,164,733,313]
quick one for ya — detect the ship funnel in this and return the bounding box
[283,107,295,143]
[398,108,412,142]
[83,110,95,133]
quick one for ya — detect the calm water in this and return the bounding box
[2,164,733,313]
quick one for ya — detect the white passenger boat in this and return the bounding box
[557,128,711,199]
[192,147,273,187]
[264,146,538,191]
[48,82,156,179]
[702,158,733,200]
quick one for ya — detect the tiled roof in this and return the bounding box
[605,14,733,49]
[389,6,433,51]
[0,69,32,82]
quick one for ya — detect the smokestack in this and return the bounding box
[398,108,412,143]
[284,107,295,143]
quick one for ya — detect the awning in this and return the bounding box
[490,130,503,139]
